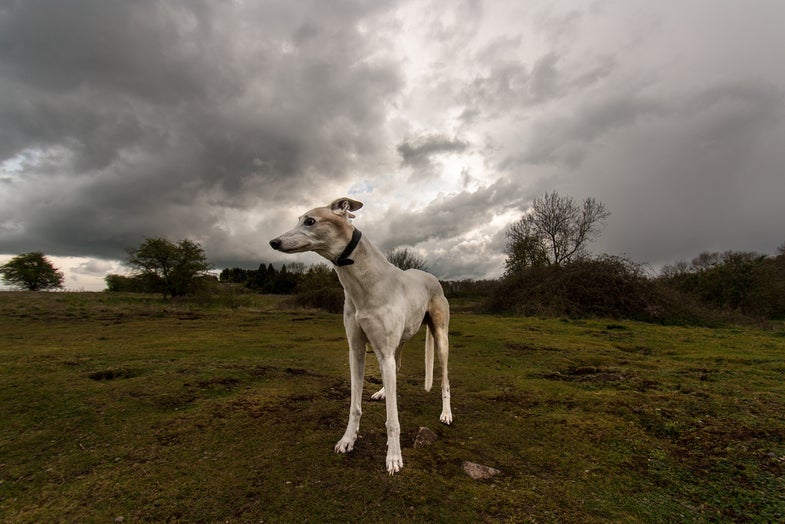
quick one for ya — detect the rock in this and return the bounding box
[413,426,439,448]
[462,461,501,480]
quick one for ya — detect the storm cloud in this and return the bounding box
[1,0,401,261]
[2,0,785,289]
[397,134,469,166]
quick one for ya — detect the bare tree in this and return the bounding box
[660,259,690,278]
[505,191,610,273]
[691,252,721,271]
[386,248,429,271]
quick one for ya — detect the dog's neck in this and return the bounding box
[332,228,362,267]
[333,235,395,301]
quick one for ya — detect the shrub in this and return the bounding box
[441,279,497,299]
[658,251,785,320]
[483,256,659,320]
[287,263,344,313]
[289,288,345,313]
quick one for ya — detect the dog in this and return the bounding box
[269,197,452,474]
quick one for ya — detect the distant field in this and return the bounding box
[1,292,784,522]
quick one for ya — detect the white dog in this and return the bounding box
[269,197,452,474]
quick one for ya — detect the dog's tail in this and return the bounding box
[424,325,434,392]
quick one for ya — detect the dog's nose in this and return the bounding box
[269,239,282,250]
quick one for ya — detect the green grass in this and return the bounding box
[1,292,784,522]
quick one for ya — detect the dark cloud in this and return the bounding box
[0,0,401,261]
[397,133,469,167]
[569,80,785,267]
[511,90,665,167]
[501,79,783,170]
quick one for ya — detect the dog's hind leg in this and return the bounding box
[430,295,452,425]
[424,323,434,392]
[370,344,401,400]
[370,386,385,400]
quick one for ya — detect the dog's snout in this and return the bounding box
[269,238,282,250]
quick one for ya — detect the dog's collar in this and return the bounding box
[333,228,362,267]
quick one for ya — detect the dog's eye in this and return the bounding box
[303,217,316,226]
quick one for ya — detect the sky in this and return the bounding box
[2,0,784,291]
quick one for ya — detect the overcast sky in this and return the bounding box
[2,0,784,291]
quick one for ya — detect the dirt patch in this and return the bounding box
[505,342,559,352]
[87,368,141,381]
[617,345,654,355]
[248,366,277,378]
[177,313,203,321]
[323,380,351,400]
[544,366,627,382]
[284,367,315,376]
[197,377,240,390]
[543,366,658,391]
[154,392,198,410]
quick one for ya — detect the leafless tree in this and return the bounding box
[505,191,610,273]
[386,248,429,271]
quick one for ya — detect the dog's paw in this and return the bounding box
[370,387,385,400]
[334,435,356,454]
[440,411,453,425]
[386,453,403,475]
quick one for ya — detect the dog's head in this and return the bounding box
[269,197,363,260]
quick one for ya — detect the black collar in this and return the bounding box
[333,228,362,266]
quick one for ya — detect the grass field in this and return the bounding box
[1,292,785,522]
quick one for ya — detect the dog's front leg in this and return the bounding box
[335,337,366,454]
[378,352,402,474]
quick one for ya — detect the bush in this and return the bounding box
[658,251,785,321]
[482,255,769,325]
[285,263,345,313]
[648,282,741,327]
[105,273,162,293]
[483,256,660,320]
[289,287,345,314]
[441,279,497,299]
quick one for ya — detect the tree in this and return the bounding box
[505,191,610,273]
[219,267,254,284]
[125,238,213,298]
[387,248,429,271]
[0,252,64,291]
[269,264,298,294]
[504,218,549,275]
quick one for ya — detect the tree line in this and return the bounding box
[3,191,784,324]
[486,191,785,323]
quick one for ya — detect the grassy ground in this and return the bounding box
[1,292,784,522]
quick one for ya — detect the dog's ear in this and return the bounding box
[330,197,363,218]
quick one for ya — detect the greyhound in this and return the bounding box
[269,197,452,474]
